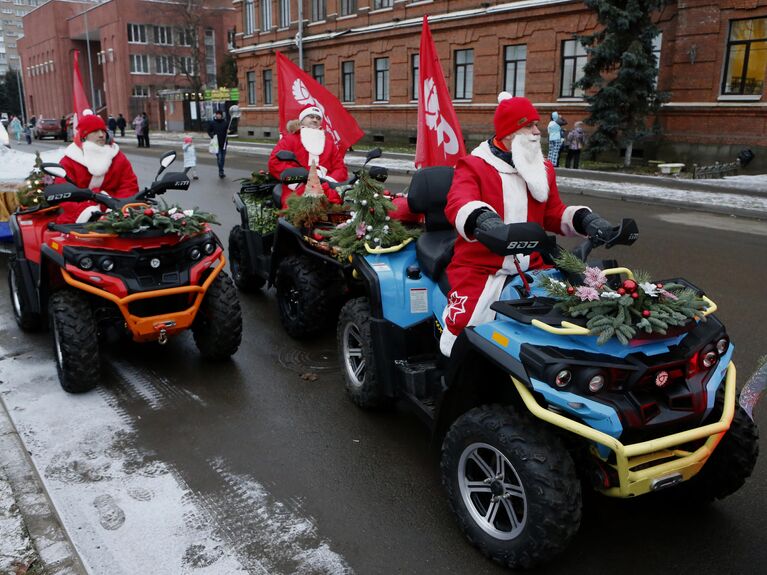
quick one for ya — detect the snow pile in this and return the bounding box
[0,469,35,573]
[0,146,66,182]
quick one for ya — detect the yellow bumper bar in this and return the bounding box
[512,362,736,497]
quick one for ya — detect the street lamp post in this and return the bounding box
[84,9,97,109]
[15,64,27,125]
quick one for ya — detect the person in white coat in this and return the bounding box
[182,136,198,180]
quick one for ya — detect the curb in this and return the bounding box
[0,396,86,575]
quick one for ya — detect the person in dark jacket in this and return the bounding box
[142,112,150,148]
[116,113,126,137]
[107,115,117,140]
[207,110,228,178]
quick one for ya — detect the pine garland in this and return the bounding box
[281,194,336,229]
[241,192,277,235]
[17,152,52,208]
[326,169,417,259]
[539,252,709,344]
[86,200,218,236]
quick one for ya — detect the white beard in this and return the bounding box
[78,141,119,177]
[300,127,325,158]
[511,134,549,202]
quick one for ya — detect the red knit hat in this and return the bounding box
[77,113,107,139]
[494,93,540,139]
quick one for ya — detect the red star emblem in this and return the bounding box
[446,292,468,323]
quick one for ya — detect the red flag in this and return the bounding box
[276,51,363,154]
[72,50,92,145]
[415,16,466,168]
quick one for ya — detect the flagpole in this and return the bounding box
[84,9,97,109]
[297,1,303,68]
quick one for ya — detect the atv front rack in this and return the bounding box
[59,256,226,342]
[512,362,736,497]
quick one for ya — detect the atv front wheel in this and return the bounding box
[441,405,582,569]
[192,271,243,360]
[49,290,100,393]
[337,298,392,409]
[228,225,265,292]
[276,255,343,339]
[8,256,42,331]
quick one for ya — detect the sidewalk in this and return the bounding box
[114,131,767,219]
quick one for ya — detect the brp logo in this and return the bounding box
[655,371,670,388]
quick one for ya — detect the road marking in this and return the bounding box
[656,212,767,236]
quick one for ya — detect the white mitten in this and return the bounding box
[75,205,103,224]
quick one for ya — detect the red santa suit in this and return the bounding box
[55,115,139,223]
[440,96,587,356]
[268,127,347,208]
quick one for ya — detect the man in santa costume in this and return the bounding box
[268,105,348,208]
[56,113,138,224]
[440,93,615,356]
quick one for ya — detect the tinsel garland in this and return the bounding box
[86,200,218,237]
[538,252,709,344]
[326,169,417,259]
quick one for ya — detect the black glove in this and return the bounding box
[475,209,505,233]
[476,222,550,256]
[580,211,615,241]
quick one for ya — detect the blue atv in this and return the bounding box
[336,167,759,569]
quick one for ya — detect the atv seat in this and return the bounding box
[407,167,455,294]
[272,184,283,208]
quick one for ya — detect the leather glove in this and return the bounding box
[581,211,615,241]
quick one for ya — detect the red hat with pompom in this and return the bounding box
[77,113,107,139]
[494,92,540,139]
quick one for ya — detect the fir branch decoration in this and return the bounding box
[281,194,334,229]
[327,169,417,259]
[236,169,277,197]
[241,193,277,235]
[86,200,218,236]
[17,152,52,208]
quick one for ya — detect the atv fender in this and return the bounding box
[269,219,345,285]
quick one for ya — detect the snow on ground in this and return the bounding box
[0,469,35,573]
[0,345,352,575]
[0,145,66,182]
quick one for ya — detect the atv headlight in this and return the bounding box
[554,369,572,388]
[716,337,729,355]
[79,256,94,270]
[100,258,115,272]
[188,247,202,261]
[203,241,216,255]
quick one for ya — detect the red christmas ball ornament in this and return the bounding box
[312,232,324,241]
[369,208,375,214]
[622,279,638,293]
[383,189,391,196]
[631,292,639,299]
[181,221,187,227]
[566,286,575,295]
[656,282,664,289]
[617,287,626,295]
[642,310,651,318]
[143,208,154,216]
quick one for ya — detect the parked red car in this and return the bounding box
[34,118,64,140]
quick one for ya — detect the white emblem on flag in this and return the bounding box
[423,77,459,156]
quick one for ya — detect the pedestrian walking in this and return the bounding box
[132,114,144,147]
[547,111,563,167]
[566,121,587,169]
[23,123,32,145]
[142,113,150,148]
[107,115,117,141]
[207,110,228,178]
[9,116,22,142]
[116,113,126,137]
[182,136,199,180]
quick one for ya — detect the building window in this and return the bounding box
[155,55,174,75]
[340,0,357,15]
[311,1,326,22]
[503,44,526,97]
[131,85,150,97]
[261,0,272,32]
[652,33,662,87]
[312,64,325,85]
[411,53,419,100]
[560,39,587,98]
[454,49,473,100]
[227,29,236,50]
[204,29,216,85]
[263,69,273,104]
[374,57,389,101]
[342,60,355,102]
[177,28,194,47]
[279,0,290,28]
[372,0,392,9]
[127,24,147,44]
[722,18,767,96]
[247,71,256,104]
[179,57,198,76]
[244,0,255,35]
[154,25,172,46]
[129,54,149,74]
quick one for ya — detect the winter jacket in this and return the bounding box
[207,118,228,151]
[548,112,563,141]
[567,127,587,150]
[182,143,197,168]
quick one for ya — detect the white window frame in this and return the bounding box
[127,23,147,44]
[129,53,149,74]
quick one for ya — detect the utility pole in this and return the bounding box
[297,1,303,68]
[84,9,97,108]
[15,64,27,125]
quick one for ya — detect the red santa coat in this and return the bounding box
[55,143,139,223]
[268,130,348,208]
[440,140,586,356]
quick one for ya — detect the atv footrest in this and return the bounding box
[395,359,442,399]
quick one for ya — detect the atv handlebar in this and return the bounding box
[571,218,639,262]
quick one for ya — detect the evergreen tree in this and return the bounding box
[577,0,670,167]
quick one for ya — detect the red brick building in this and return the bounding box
[231,0,767,168]
[18,0,237,131]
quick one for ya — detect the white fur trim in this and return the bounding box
[299,106,323,122]
[561,205,590,237]
[471,141,515,174]
[497,91,513,103]
[75,205,102,224]
[455,200,494,241]
[439,325,457,357]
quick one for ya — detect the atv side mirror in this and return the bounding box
[276,150,299,163]
[155,151,177,180]
[40,162,72,183]
[368,165,388,183]
[364,148,382,166]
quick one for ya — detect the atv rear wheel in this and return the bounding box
[337,298,392,409]
[192,271,242,360]
[49,290,100,393]
[672,399,758,503]
[8,256,42,331]
[441,405,581,569]
[228,225,265,292]
[276,255,343,339]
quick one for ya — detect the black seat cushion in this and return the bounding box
[416,230,456,293]
[272,184,283,208]
[407,166,454,232]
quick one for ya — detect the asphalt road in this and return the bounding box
[1,140,766,574]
